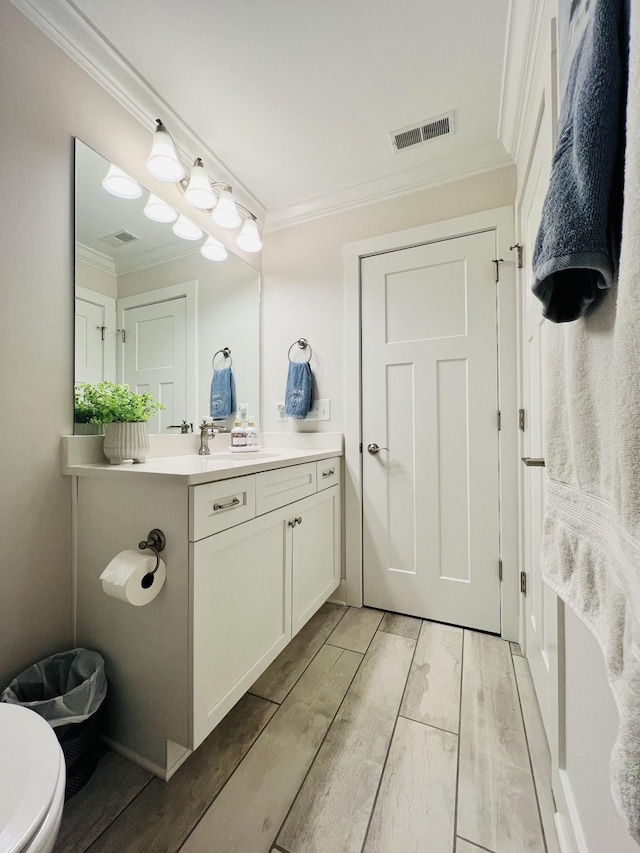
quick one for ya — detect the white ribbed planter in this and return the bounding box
[103,422,149,465]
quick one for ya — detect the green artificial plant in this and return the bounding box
[74,382,165,424]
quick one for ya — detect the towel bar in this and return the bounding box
[522,457,545,467]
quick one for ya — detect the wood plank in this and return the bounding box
[55,751,152,853]
[326,606,383,653]
[85,693,277,853]
[181,644,362,853]
[513,655,561,853]
[400,620,463,733]
[457,631,545,853]
[511,642,523,657]
[379,611,422,639]
[277,631,416,853]
[250,601,347,703]
[363,716,457,852]
[456,839,493,852]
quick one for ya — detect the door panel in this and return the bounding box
[362,231,501,633]
[75,288,116,384]
[121,295,187,433]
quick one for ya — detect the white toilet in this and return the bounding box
[0,703,66,853]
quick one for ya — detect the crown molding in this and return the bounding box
[264,143,514,231]
[9,0,266,221]
[75,242,117,275]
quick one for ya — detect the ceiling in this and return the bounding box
[23,0,518,228]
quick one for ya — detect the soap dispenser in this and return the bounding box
[246,417,258,448]
[231,418,248,451]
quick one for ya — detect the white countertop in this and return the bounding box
[63,446,342,486]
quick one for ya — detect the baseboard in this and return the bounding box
[101,734,188,781]
[552,768,588,853]
[327,579,347,606]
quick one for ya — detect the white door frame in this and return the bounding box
[116,280,198,426]
[343,206,519,639]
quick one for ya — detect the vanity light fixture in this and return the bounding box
[235,216,263,253]
[184,159,218,210]
[102,164,143,199]
[146,120,186,182]
[145,118,263,252]
[200,236,228,262]
[172,215,203,241]
[211,186,242,230]
[144,193,178,223]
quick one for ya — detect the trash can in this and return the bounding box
[1,648,107,800]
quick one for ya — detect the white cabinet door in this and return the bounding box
[191,509,291,748]
[290,485,341,636]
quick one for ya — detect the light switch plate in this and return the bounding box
[306,399,331,421]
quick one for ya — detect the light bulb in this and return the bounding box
[146,121,185,182]
[144,193,178,223]
[172,215,203,241]
[211,187,242,229]
[102,164,142,199]
[200,236,228,262]
[184,159,217,210]
[235,218,263,253]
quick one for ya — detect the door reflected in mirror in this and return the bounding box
[74,139,260,434]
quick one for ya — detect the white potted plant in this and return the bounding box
[75,382,164,464]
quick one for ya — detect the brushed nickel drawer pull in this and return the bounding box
[521,457,545,467]
[322,468,335,479]
[213,497,241,511]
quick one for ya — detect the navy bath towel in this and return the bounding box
[532,0,626,323]
[210,367,236,419]
[285,361,313,419]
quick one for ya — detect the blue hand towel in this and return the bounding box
[285,361,313,419]
[210,367,236,419]
[532,0,626,322]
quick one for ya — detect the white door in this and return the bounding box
[519,51,559,754]
[362,230,501,633]
[75,287,116,384]
[118,295,188,433]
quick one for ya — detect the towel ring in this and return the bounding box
[212,347,232,369]
[288,338,312,363]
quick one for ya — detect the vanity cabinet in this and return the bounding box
[72,453,341,779]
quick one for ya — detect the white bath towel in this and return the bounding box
[541,0,639,839]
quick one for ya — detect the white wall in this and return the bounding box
[0,0,260,686]
[76,258,117,298]
[261,166,516,434]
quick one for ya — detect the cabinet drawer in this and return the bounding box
[190,475,256,541]
[316,458,341,492]
[255,462,316,515]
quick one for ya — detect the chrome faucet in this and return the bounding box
[167,420,193,434]
[198,419,218,455]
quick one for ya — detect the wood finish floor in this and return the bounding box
[55,604,560,853]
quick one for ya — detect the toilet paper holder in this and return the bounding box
[138,529,166,589]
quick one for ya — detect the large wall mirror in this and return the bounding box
[74,139,260,434]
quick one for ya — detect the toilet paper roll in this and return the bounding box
[99,549,166,606]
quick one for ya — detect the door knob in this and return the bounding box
[367,443,389,455]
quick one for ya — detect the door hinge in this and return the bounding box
[519,408,526,431]
[497,410,502,431]
[117,329,126,343]
[359,442,363,453]
[492,257,504,282]
[499,559,503,581]
[520,571,527,594]
[510,242,524,268]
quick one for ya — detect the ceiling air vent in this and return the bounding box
[99,229,140,249]
[390,112,455,152]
